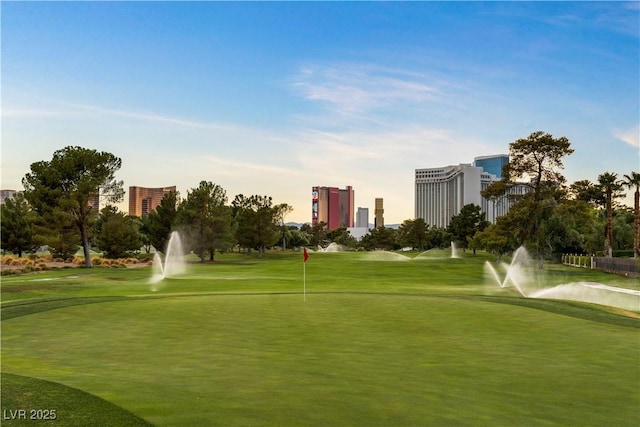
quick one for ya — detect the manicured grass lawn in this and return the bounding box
[2,250,639,426]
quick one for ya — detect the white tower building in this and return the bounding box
[415,154,528,228]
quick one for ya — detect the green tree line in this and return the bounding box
[1,146,295,265]
[2,138,639,264]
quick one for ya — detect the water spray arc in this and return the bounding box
[316,243,348,252]
[450,241,460,259]
[485,246,640,311]
[363,245,464,262]
[149,231,186,290]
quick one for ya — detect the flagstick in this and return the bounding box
[302,248,308,302]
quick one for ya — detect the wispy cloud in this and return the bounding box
[2,100,244,133]
[625,2,640,11]
[544,2,640,38]
[601,2,640,38]
[2,108,64,118]
[614,126,640,149]
[291,62,444,114]
[75,102,247,133]
[291,125,486,186]
[204,156,295,176]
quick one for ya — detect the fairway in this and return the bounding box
[2,251,639,426]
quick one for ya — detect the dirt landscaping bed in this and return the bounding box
[1,256,152,275]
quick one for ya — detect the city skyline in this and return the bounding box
[2,2,638,224]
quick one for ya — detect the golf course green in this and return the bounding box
[1,250,639,426]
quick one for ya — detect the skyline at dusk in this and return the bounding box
[2,2,638,223]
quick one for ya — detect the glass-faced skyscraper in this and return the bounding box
[473,154,509,178]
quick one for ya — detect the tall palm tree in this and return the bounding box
[597,172,624,257]
[623,172,640,258]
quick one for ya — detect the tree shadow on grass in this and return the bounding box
[3,291,638,330]
[0,373,153,426]
[453,294,640,329]
[1,296,131,321]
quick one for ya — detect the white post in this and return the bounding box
[303,262,306,302]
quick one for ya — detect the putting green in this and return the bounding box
[2,292,639,426]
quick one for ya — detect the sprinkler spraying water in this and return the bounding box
[149,231,186,290]
[317,242,348,252]
[450,241,460,259]
[485,246,640,311]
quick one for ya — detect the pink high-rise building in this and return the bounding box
[311,186,354,230]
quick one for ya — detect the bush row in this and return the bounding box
[1,255,54,266]
[1,255,153,275]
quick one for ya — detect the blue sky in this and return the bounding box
[2,1,638,223]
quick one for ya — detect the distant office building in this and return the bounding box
[374,198,384,228]
[312,186,354,230]
[415,154,526,228]
[356,207,369,228]
[0,190,17,205]
[129,186,176,217]
[349,207,370,241]
[473,154,509,178]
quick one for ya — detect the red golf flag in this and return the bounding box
[303,247,309,263]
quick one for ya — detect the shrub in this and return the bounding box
[613,250,635,258]
[1,269,18,276]
[2,255,16,265]
[138,253,154,262]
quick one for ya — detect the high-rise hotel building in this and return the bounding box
[312,186,354,230]
[374,198,384,228]
[415,154,522,228]
[129,186,176,217]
